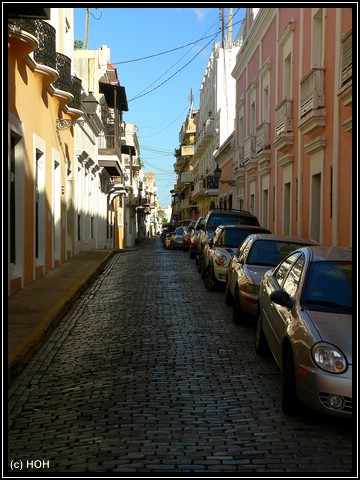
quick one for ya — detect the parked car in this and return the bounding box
[197,209,260,274]
[169,226,187,250]
[202,225,271,291]
[182,220,196,251]
[255,246,352,418]
[225,234,318,322]
[163,232,173,250]
[190,217,205,260]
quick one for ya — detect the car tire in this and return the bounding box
[282,348,300,415]
[225,283,233,306]
[232,288,242,324]
[189,249,196,259]
[255,314,270,356]
[204,264,217,291]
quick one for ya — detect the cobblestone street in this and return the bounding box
[7,237,353,475]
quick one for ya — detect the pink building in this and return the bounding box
[232,8,352,246]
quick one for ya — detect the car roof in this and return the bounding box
[297,245,352,261]
[248,233,318,244]
[207,209,255,217]
[217,225,271,232]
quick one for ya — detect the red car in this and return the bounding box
[189,217,205,259]
[182,220,196,251]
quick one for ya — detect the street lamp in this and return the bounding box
[213,163,222,179]
[213,163,236,187]
[56,92,99,131]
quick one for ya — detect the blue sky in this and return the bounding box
[74,7,245,208]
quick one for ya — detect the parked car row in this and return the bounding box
[161,211,353,419]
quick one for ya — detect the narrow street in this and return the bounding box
[8,237,353,475]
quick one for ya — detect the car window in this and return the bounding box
[213,228,223,246]
[225,229,253,248]
[302,261,352,313]
[207,213,259,228]
[247,241,307,267]
[238,236,253,261]
[219,229,227,247]
[274,252,302,287]
[282,254,305,298]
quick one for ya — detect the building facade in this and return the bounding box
[231,7,352,246]
[190,19,241,218]
[8,8,82,294]
[8,9,159,297]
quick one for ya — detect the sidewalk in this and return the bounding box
[7,241,148,384]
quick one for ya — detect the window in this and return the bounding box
[284,52,292,99]
[312,8,324,68]
[282,255,305,298]
[275,253,300,287]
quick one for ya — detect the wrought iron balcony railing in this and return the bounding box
[68,76,82,110]
[9,18,56,69]
[53,52,72,93]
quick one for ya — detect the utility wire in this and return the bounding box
[112,13,242,65]
[128,30,219,103]
[127,9,242,103]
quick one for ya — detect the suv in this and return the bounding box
[197,209,260,274]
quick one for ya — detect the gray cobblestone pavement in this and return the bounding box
[7,237,354,476]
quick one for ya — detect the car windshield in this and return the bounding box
[246,241,309,267]
[207,214,259,230]
[302,261,352,313]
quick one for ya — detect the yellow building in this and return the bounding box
[8,8,82,294]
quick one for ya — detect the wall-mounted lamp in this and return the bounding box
[82,92,99,115]
[56,92,99,131]
[213,163,236,187]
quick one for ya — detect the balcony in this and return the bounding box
[124,156,141,171]
[98,134,121,151]
[192,179,205,198]
[181,144,195,156]
[244,136,256,165]
[180,171,194,184]
[180,199,190,209]
[9,19,57,81]
[235,146,245,169]
[256,122,270,154]
[204,175,219,196]
[67,76,82,112]
[174,157,185,172]
[195,119,215,154]
[299,68,325,135]
[274,99,293,152]
[98,135,122,176]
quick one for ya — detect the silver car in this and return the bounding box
[226,233,318,322]
[202,225,271,291]
[256,246,352,418]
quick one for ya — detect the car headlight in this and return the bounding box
[215,253,227,266]
[312,343,348,373]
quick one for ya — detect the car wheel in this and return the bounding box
[232,288,243,324]
[204,264,217,291]
[282,348,300,415]
[189,249,196,259]
[255,314,270,356]
[225,282,233,306]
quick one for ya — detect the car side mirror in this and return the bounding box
[270,290,294,309]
